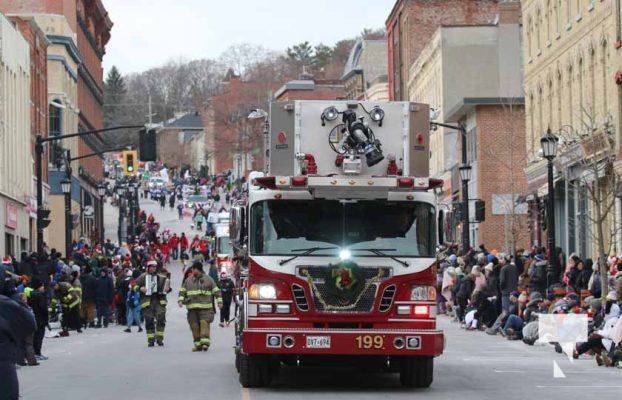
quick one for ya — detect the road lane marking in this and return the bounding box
[536,386,622,388]
[493,370,525,373]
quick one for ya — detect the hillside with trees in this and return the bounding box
[103,28,386,149]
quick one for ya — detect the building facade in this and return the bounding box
[158,112,205,175]
[408,5,527,252]
[386,0,501,101]
[0,14,34,257]
[342,38,388,101]
[5,15,48,257]
[522,0,620,258]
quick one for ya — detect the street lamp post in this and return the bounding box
[133,180,140,237]
[116,185,127,245]
[541,127,559,288]
[61,178,72,259]
[127,182,134,242]
[98,184,106,245]
[458,164,472,254]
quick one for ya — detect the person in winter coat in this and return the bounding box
[169,233,180,260]
[27,277,49,361]
[169,193,176,210]
[499,258,519,314]
[615,264,622,302]
[528,254,548,295]
[124,278,143,333]
[576,258,592,291]
[586,259,602,299]
[567,255,590,292]
[218,271,236,327]
[456,269,477,324]
[190,235,201,258]
[115,267,133,326]
[17,252,34,279]
[179,231,189,254]
[79,266,97,328]
[0,268,36,400]
[95,267,115,328]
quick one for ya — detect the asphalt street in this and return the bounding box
[16,195,621,400]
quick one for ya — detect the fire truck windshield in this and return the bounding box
[249,199,436,257]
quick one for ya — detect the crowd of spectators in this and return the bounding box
[438,244,622,368]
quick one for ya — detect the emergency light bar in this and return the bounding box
[253,175,442,191]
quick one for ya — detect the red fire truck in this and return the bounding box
[230,100,445,388]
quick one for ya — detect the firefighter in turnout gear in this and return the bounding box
[50,281,81,335]
[135,259,171,347]
[178,261,222,351]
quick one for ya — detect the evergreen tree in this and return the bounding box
[104,66,127,127]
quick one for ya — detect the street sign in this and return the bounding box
[83,205,94,217]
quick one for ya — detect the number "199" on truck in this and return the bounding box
[355,335,384,349]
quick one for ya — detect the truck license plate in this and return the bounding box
[306,336,331,349]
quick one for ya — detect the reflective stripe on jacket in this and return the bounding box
[52,282,80,309]
[178,273,222,310]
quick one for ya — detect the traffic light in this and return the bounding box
[139,128,157,161]
[474,200,486,222]
[38,209,52,228]
[122,150,138,176]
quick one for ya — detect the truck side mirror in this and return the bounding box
[437,209,445,247]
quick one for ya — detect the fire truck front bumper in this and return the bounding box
[242,329,444,356]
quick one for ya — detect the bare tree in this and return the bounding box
[555,113,618,302]
[218,43,275,77]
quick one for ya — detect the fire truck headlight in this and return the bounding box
[249,283,277,300]
[410,286,427,301]
[410,285,437,301]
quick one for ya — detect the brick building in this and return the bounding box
[1,0,112,252]
[386,0,501,101]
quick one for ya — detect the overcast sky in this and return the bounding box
[101,0,394,75]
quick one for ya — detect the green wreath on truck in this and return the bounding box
[323,261,366,305]
[301,262,386,311]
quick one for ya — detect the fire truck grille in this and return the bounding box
[298,266,388,313]
[291,284,309,311]
[378,285,396,312]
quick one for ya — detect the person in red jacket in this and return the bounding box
[180,232,188,254]
[160,241,171,265]
[199,238,209,261]
[190,235,201,258]
[169,233,180,260]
